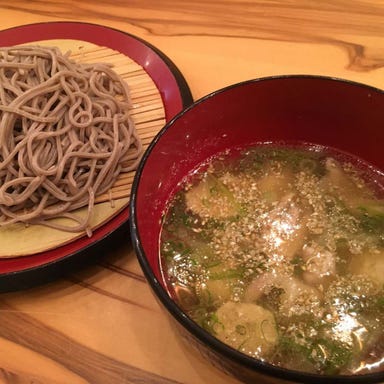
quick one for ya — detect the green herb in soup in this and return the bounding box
[160,146,384,375]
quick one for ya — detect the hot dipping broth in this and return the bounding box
[160,145,384,376]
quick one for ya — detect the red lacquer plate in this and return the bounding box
[0,22,193,291]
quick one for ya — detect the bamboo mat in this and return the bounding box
[64,42,167,204]
[0,39,167,255]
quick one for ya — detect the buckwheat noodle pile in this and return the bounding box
[0,45,142,236]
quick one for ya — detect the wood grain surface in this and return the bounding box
[0,1,383,384]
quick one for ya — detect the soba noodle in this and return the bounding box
[0,45,142,235]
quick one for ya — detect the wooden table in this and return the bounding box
[0,2,383,383]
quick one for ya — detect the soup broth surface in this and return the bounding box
[160,145,384,375]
